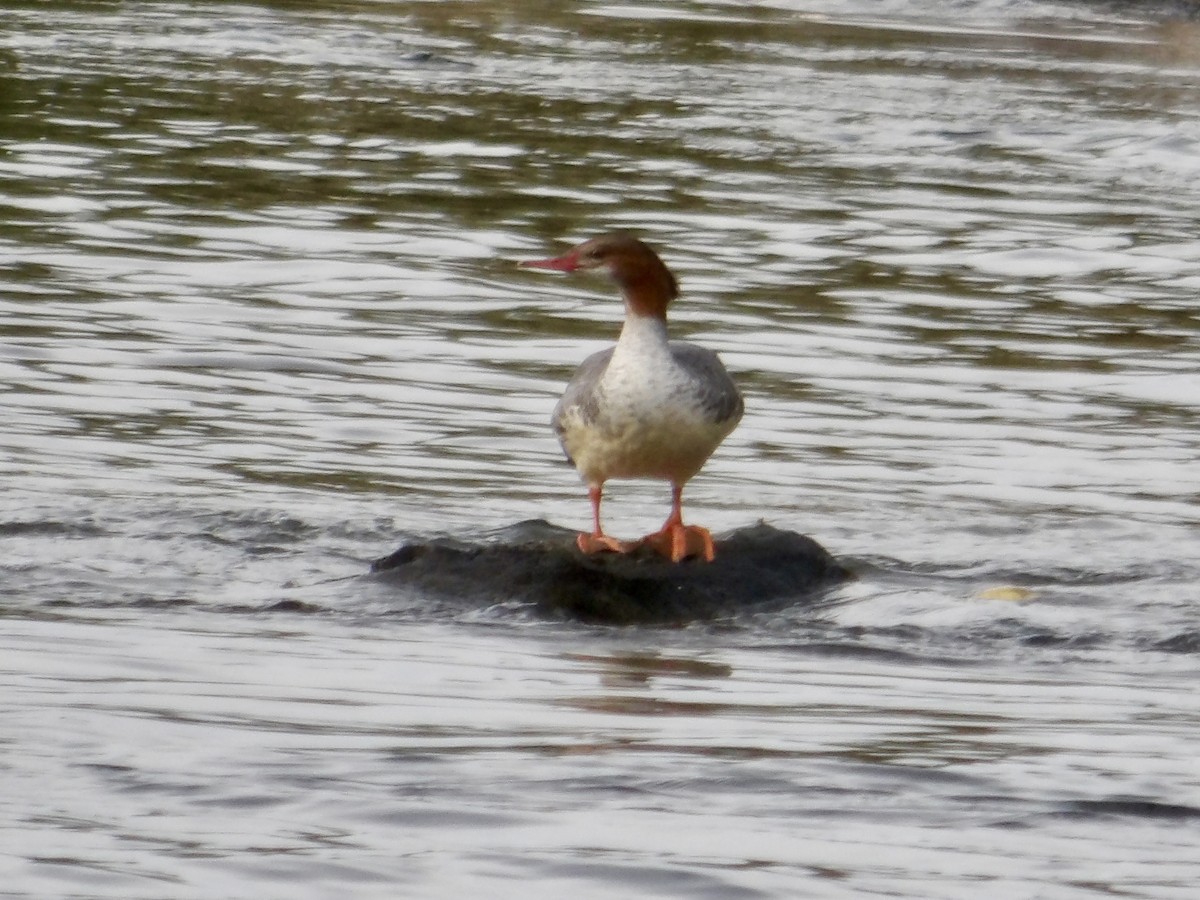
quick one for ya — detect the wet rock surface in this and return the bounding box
[371,519,853,625]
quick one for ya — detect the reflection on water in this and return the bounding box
[3,0,1200,897]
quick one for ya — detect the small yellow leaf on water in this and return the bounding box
[976,586,1035,602]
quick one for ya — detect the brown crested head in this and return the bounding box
[521,231,679,320]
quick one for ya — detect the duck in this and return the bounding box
[522,232,743,562]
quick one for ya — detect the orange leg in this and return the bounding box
[639,484,716,563]
[576,484,634,555]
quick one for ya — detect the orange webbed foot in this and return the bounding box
[576,532,637,555]
[640,523,716,563]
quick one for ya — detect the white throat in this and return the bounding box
[612,312,669,362]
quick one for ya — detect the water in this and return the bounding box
[3,0,1200,896]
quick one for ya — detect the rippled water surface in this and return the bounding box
[3,1,1200,897]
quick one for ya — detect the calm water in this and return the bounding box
[3,0,1200,897]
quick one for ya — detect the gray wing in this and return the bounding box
[551,347,613,456]
[669,341,744,425]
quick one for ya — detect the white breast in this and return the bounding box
[557,315,739,486]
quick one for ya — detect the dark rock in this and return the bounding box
[371,519,853,625]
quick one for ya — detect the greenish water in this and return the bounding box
[2,2,1199,898]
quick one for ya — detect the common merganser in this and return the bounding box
[522,232,743,563]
